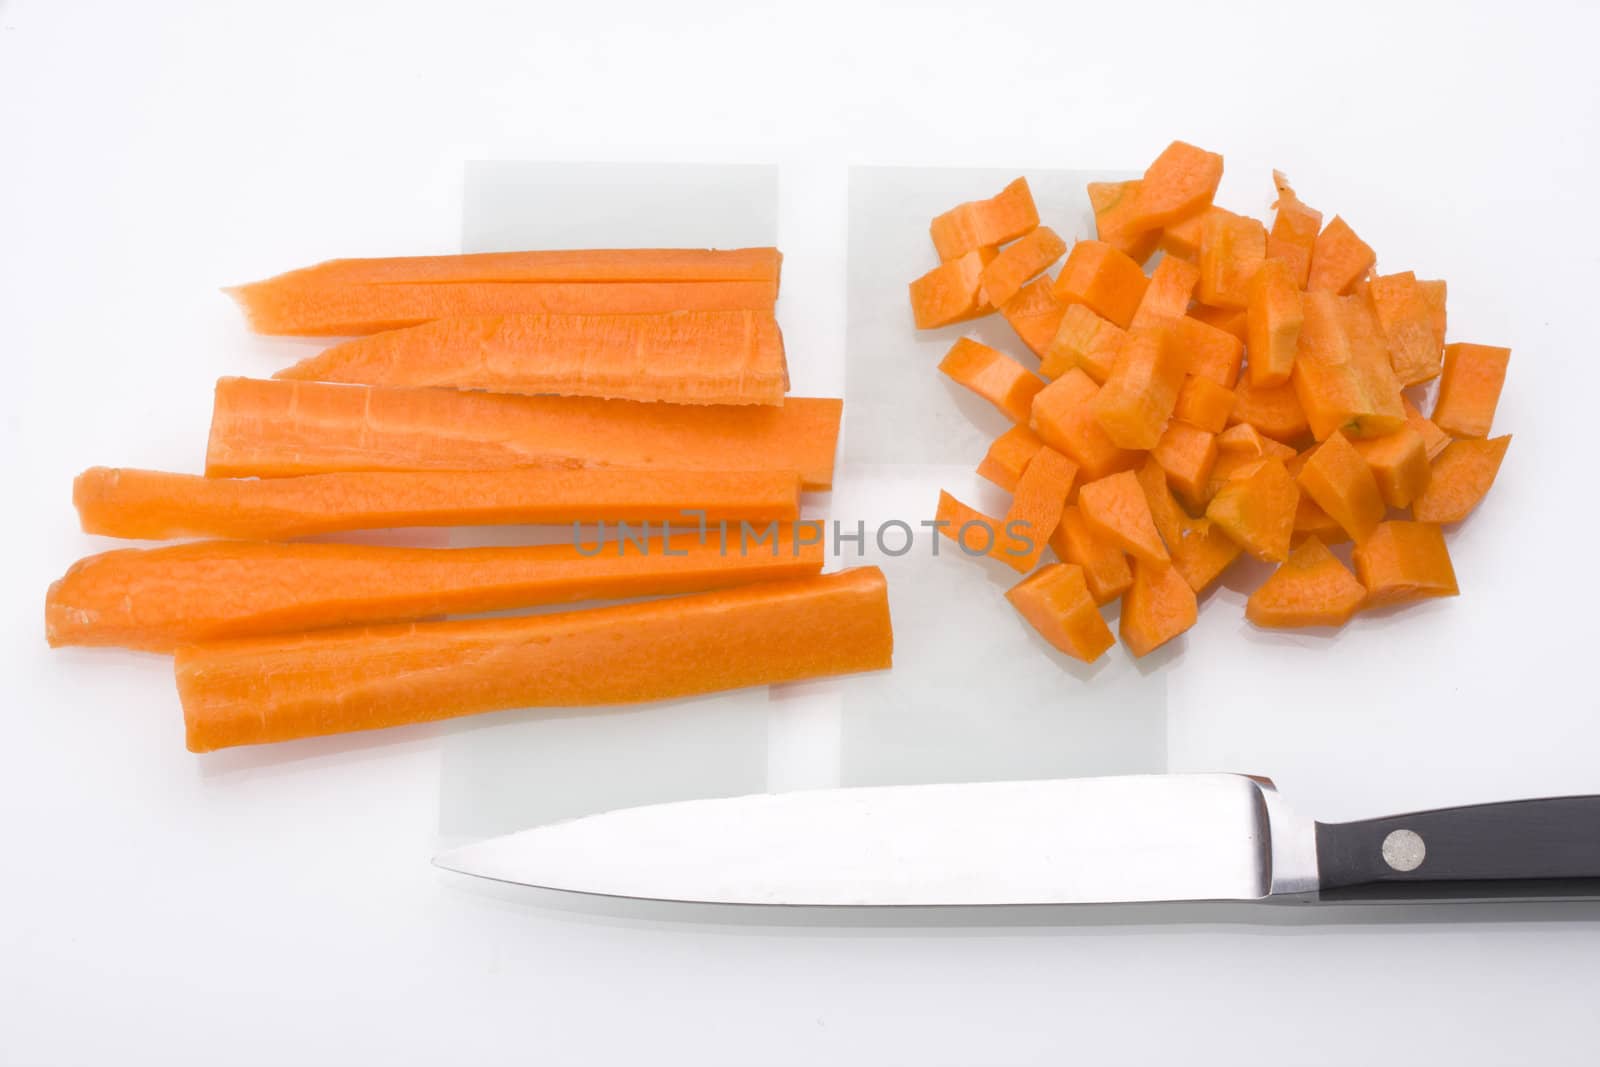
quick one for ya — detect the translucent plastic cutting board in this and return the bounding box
[437,163,1166,846]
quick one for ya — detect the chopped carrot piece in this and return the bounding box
[73,466,800,541]
[1134,459,1241,593]
[1205,457,1298,562]
[1203,449,1263,504]
[1366,272,1443,386]
[930,178,1041,261]
[980,226,1067,308]
[1131,255,1200,329]
[1307,216,1376,294]
[1402,397,1452,461]
[1417,279,1448,347]
[1030,368,1142,481]
[1187,301,1249,343]
[1432,343,1510,438]
[278,309,789,407]
[910,248,998,328]
[1266,172,1322,289]
[46,532,825,653]
[228,248,784,336]
[977,424,1046,491]
[1158,206,1234,264]
[1041,303,1126,383]
[1291,291,1405,440]
[1230,377,1310,443]
[1120,558,1198,657]
[1173,374,1236,434]
[1246,537,1366,628]
[1412,436,1511,524]
[1119,141,1225,234]
[1295,431,1386,543]
[999,447,1079,572]
[1049,506,1133,604]
[939,338,1045,423]
[1352,521,1459,607]
[1217,423,1296,460]
[935,490,1026,565]
[1079,470,1169,563]
[1352,428,1432,509]
[1198,212,1267,311]
[177,567,894,752]
[1094,326,1185,449]
[1000,278,1068,357]
[1246,259,1304,387]
[1087,180,1161,264]
[1293,492,1350,545]
[1006,563,1115,662]
[206,378,843,490]
[1175,314,1245,388]
[1151,420,1218,512]
[1052,240,1150,328]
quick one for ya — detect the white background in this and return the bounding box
[5,1,1600,1063]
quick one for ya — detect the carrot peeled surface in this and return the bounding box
[73,466,800,541]
[176,567,894,753]
[275,310,789,407]
[910,248,998,328]
[939,338,1045,423]
[999,447,1079,572]
[1000,278,1068,357]
[930,178,1040,261]
[1093,326,1184,450]
[1052,241,1150,329]
[1006,564,1115,663]
[1307,217,1375,295]
[47,533,824,653]
[1432,343,1510,438]
[1246,537,1366,629]
[980,226,1067,308]
[1049,506,1133,604]
[1041,304,1125,383]
[977,424,1046,491]
[205,378,842,490]
[1120,558,1198,658]
[1352,522,1458,607]
[1078,470,1169,564]
[1412,436,1511,524]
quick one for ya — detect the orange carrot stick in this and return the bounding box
[276,310,789,407]
[205,378,842,490]
[229,248,783,335]
[74,466,800,541]
[47,532,824,653]
[1432,343,1511,438]
[176,567,894,753]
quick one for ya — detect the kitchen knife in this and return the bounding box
[433,774,1600,905]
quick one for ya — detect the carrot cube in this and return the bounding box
[1246,258,1304,387]
[1151,420,1218,512]
[1205,457,1298,562]
[1120,558,1198,658]
[1230,377,1310,444]
[1187,301,1248,343]
[1432,343,1510,438]
[1295,431,1386,544]
[1402,396,1451,461]
[1352,428,1432,509]
[1291,291,1405,440]
[1041,303,1125,383]
[1266,172,1322,289]
[1173,374,1236,433]
[1088,180,1161,265]
[938,338,1044,423]
[1000,278,1067,358]
[1050,506,1133,604]
[999,447,1079,572]
[1367,272,1443,386]
[1217,422,1295,460]
[1134,459,1241,593]
[977,424,1046,492]
[1052,240,1150,328]
[1353,521,1459,607]
[1246,536,1366,628]
[1131,255,1201,329]
[1307,216,1375,295]
[1093,326,1186,450]
[1079,469,1169,564]
[980,226,1067,308]
[1175,314,1245,388]
[1120,141,1225,234]
[909,248,997,328]
[1197,211,1267,310]
[1006,563,1116,663]
[930,177,1039,261]
[1030,368,1142,481]
[1413,436,1511,524]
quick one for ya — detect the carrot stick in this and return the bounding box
[74,466,801,541]
[276,310,789,407]
[230,248,783,335]
[175,567,894,752]
[47,532,824,653]
[205,378,842,490]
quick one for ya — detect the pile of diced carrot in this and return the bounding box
[48,249,894,751]
[911,142,1511,662]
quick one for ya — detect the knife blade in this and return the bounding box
[433,774,1600,906]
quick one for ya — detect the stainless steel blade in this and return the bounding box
[434,773,1320,906]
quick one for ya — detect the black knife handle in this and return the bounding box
[1314,795,1600,902]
